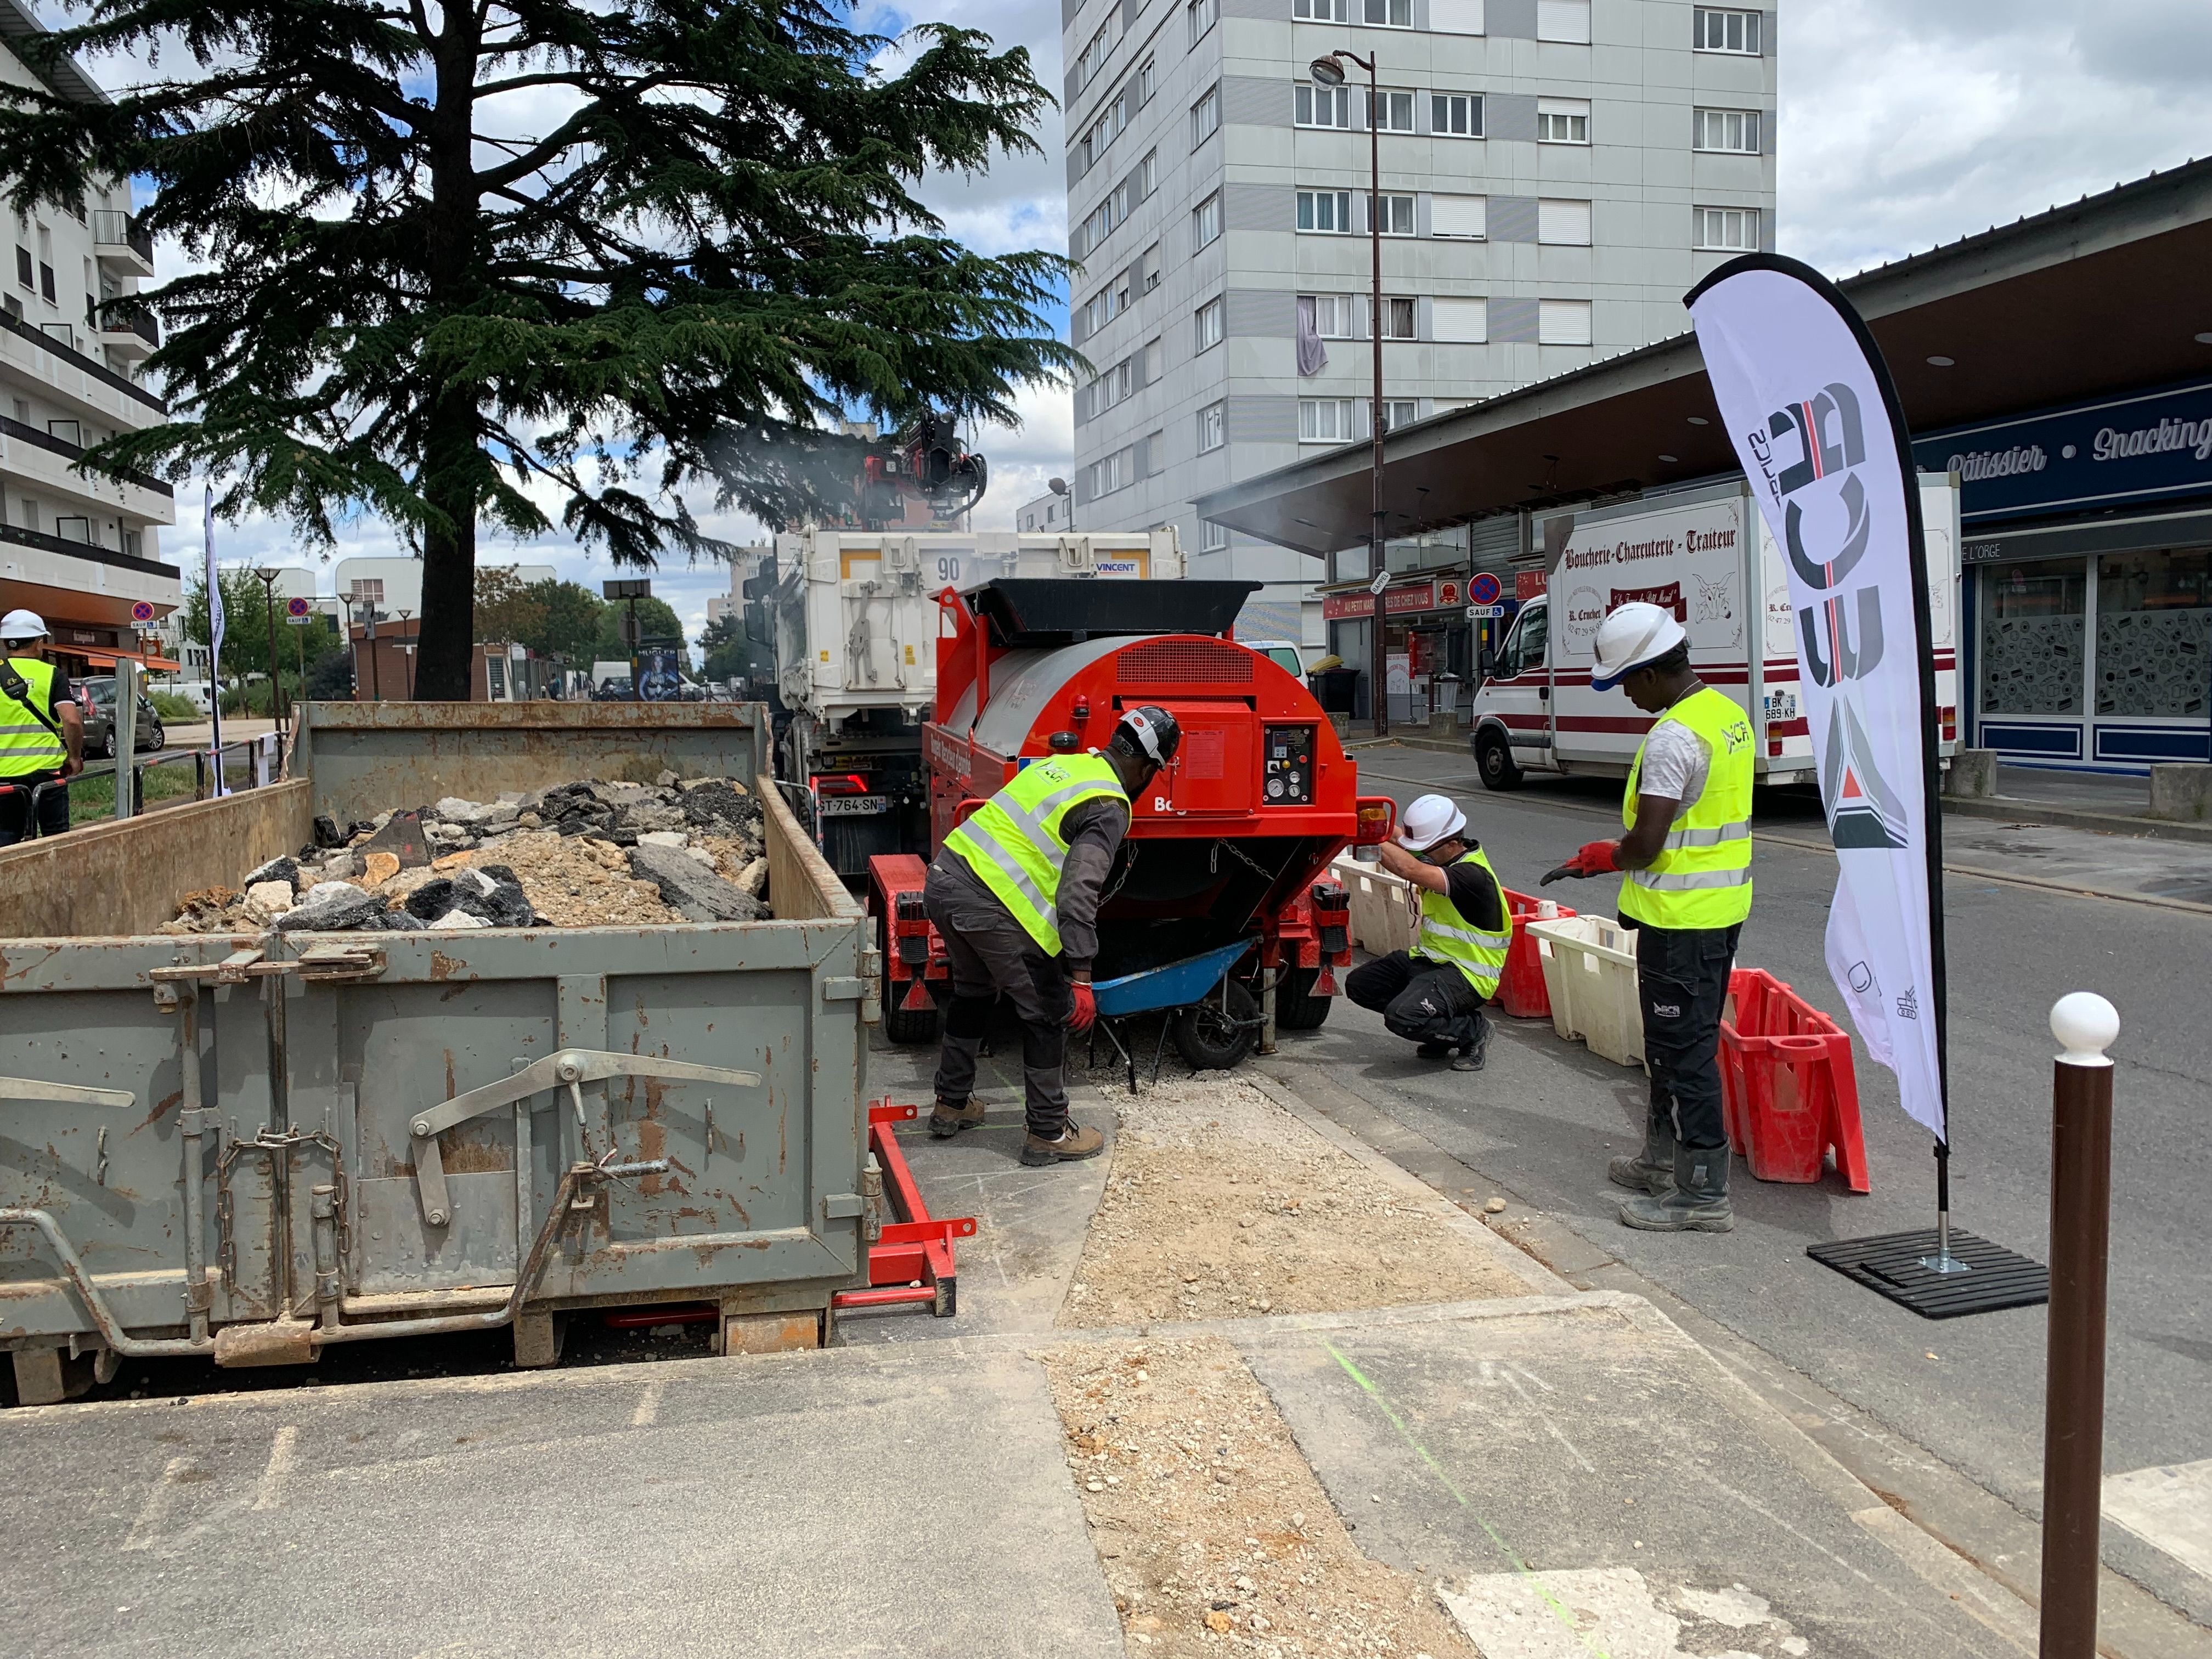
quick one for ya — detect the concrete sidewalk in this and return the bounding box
[0,1043,2119,1659]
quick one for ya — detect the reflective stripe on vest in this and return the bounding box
[943,754,1128,955]
[1618,684,1754,930]
[0,657,67,776]
[1415,844,1511,997]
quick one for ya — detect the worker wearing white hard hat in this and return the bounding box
[1347,793,1511,1072]
[1542,600,1754,1233]
[0,609,85,846]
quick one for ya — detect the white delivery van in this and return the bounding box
[1468,474,1961,792]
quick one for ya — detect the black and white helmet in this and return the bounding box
[1115,704,1181,766]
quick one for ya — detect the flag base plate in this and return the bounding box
[1806,1228,2048,1319]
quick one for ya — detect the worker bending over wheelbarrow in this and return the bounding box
[922,706,1182,1166]
[1347,793,1509,1072]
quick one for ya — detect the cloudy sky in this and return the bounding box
[116,0,2212,645]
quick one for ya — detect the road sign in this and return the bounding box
[1468,572,1503,607]
[603,579,652,600]
[285,596,312,625]
[1465,604,1505,619]
[129,600,156,623]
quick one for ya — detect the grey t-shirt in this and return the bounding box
[1636,707,1710,811]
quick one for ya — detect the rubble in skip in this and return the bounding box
[160,772,775,935]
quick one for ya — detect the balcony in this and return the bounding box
[0,413,173,500]
[0,308,168,418]
[91,210,156,278]
[99,308,159,361]
[0,520,178,580]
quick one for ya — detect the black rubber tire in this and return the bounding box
[1173,976,1260,1070]
[100,727,119,760]
[1272,966,1333,1031]
[140,721,164,754]
[1474,728,1525,792]
[877,909,942,1045]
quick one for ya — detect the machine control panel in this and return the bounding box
[1262,725,1316,805]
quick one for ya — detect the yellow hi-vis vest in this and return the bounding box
[1618,683,1754,930]
[1415,844,1511,1000]
[943,754,1130,955]
[0,657,67,777]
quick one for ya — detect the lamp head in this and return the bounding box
[1309,54,1347,86]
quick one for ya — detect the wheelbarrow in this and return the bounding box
[1086,938,1262,1093]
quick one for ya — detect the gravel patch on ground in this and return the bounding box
[1059,1076,1523,1328]
[1040,1336,1475,1658]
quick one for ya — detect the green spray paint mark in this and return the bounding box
[1323,1339,1615,1659]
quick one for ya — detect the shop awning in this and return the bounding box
[73,647,182,672]
[1197,158,2212,555]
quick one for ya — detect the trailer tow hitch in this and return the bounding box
[407,1049,762,1227]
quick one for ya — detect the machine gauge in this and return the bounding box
[1267,776,1285,799]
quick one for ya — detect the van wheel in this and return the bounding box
[1475,730,1524,792]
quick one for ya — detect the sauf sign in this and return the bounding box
[1688,255,1953,1148]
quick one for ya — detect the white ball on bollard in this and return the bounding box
[2050,992,2119,1068]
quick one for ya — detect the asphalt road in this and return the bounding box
[1310,744,2212,1611]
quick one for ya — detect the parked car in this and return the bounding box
[592,676,634,701]
[73,676,167,758]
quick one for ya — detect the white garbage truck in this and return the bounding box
[769,528,1185,880]
[1466,473,1961,792]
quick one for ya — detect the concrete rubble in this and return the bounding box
[157,774,772,933]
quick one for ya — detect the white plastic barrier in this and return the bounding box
[1329,854,1418,957]
[1527,913,1645,1069]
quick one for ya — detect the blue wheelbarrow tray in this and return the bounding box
[1091,938,1255,1018]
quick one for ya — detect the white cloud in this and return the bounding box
[1782,0,2212,276]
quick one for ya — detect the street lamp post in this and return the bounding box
[1312,49,1389,737]
[1048,475,1073,534]
[397,608,414,699]
[252,567,282,734]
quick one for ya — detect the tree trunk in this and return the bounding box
[413,382,478,699]
[412,12,483,703]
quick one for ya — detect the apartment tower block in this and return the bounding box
[1061,0,1777,640]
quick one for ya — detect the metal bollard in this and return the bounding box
[2039,990,2120,1659]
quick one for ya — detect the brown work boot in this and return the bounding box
[929,1097,986,1139]
[1019,1120,1106,1167]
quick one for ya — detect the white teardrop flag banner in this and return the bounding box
[1687,256,1950,1143]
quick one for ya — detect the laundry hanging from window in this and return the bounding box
[1296,295,1329,377]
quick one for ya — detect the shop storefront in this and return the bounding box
[1917,378,2212,772]
[1318,520,1523,721]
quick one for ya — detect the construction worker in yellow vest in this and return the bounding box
[0,610,85,847]
[923,705,1180,1167]
[1350,794,1510,1072]
[1543,602,1753,1233]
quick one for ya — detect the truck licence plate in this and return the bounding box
[817,795,889,817]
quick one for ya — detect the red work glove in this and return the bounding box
[1541,839,1621,886]
[1069,980,1097,1032]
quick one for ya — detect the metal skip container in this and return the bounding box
[0,703,877,1401]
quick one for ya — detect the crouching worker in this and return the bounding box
[1346,794,1509,1072]
[922,706,1181,1166]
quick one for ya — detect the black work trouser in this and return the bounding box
[0,769,68,845]
[923,861,1074,1138]
[1346,950,1489,1054]
[1628,919,1741,1153]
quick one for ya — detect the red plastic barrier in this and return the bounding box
[1717,968,1870,1192]
[1496,889,1576,1019]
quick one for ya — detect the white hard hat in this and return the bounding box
[0,608,49,643]
[1396,793,1468,853]
[1590,601,1686,692]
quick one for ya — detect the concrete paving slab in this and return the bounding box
[0,1341,1123,1659]
[1233,1299,2032,1659]
[849,1040,1113,1342]
[2108,1458,2212,1583]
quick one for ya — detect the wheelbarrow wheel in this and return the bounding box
[1173,977,1260,1071]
